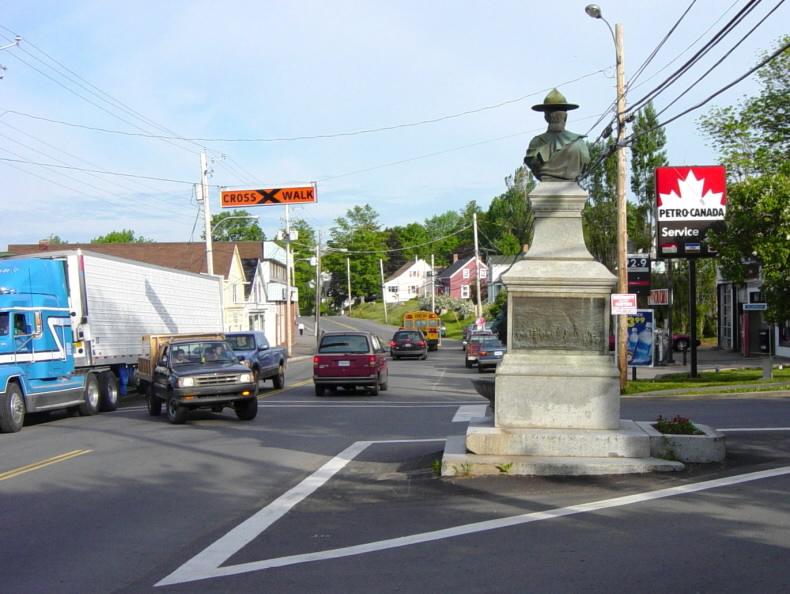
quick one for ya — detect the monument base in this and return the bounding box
[442,415,685,476]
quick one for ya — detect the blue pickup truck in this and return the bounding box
[226,331,287,391]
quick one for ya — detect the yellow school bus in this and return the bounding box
[401,311,440,351]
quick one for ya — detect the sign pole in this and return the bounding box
[285,205,292,356]
[379,258,388,324]
[315,230,321,349]
[689,259,697,378]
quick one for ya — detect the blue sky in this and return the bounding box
[1,1,787,248]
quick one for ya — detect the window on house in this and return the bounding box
[463,268,470,279]
[461,284,470,299]
[480,269,487,279]
[388,286,398,293]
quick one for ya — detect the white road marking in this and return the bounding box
[719,427,790,432]
[156,438,444,587]
[156,437,790,588]
[452,404,489,422]
[115,402,484,413]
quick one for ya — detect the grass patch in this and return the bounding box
[349,299,420,326]
[624,366,790,395]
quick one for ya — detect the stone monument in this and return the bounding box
[442,90,684,475]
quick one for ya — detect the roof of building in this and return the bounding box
[5,241,241,278]
[436,256,487,280]
[384,259,428,283]
[488,254,525,266]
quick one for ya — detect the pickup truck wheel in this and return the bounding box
[272,364,285,389]
[315,385,326,397]
[0,383,25,433]
[98,372,119,412]
[234,398,258,421]
[166,398,187,424]
[146,384,162,416]
[79,374,100,416]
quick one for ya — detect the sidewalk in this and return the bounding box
[290,319,317,360]
[634,346,790,380]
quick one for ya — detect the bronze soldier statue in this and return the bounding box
[524,89,590,182]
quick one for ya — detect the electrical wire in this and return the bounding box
[329,224,472,256]
[654,0,786,119]
[0,68,611,143]
[0,156,198,184]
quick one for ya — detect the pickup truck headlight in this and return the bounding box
[239,373,253,383]
[177,377,195,388]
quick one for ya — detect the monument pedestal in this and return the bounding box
[441,181,684,476]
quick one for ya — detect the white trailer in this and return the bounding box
[61,250,224,367]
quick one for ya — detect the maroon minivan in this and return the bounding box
[313,331,389,396]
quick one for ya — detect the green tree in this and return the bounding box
[700,37,790,323]
[484,166,535,255]
[205,210,264,241]
[384,223,431,276]
[325,204,388,307]
[288,218,317,315]
[90,229,151,243]
[581,140,618,272]
[42,234,68,245]
[423,210,464,267]
[630,100,668,252]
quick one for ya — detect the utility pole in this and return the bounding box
[315,230,322,349]
[431,253,436,315]
[473,212,482,317]
[284,205,292,357]
[200,151,214,276]
[379,258,388,324]
[346,257,352,315]
[614,22,629,390]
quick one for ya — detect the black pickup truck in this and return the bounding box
[144,336,258,424]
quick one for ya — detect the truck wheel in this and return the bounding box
[369,379,380,396]
[79,374,100,416]
[146,385,162,417]
[272,364,285,389]
[98,372,119,412]
[252,368,261,394]
[166,398,187,424]
[0,383,25,433]
[315,385,326,397]
[234,398,258,421]
[465,358,472,369]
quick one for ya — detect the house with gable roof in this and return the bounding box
[436,255,488,301]
[382,258,432,304]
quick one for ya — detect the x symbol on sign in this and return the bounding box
[258,189,282,204]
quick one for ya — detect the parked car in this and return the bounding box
[313,331,389,396]
[389,329,428,360]
[465,331,495,368]
[477,338,507,373]
[462,324,493,350]
[226,331,287,390]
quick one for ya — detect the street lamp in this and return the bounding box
[586,3,629,389]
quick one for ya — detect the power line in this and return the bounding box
[0,156,199,184]
[654,0,786,119]
[332,224,472,256]
[0,68,611,143]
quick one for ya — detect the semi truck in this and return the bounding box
[0,250,223,433]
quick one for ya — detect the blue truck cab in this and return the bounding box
[225,331,287,390]
[0,259,113,433]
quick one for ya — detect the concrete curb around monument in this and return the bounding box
[440,181,724,477]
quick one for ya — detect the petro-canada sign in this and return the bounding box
[655,165,726,259]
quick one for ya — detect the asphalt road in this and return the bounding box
[2,316,789,593]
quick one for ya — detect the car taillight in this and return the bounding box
[368,355,376,367]
[389,341,396,347]
[313,356,321,366]
[417,341,426,347]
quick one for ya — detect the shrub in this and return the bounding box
[654,415,703,435]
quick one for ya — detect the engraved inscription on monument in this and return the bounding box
[512,296,606,351]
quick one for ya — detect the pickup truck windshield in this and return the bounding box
[172,341,235,365]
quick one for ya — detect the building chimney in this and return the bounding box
[452,253,459,263]
[522,244,530,254]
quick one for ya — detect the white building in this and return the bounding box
[383,258,433,304]
[486,254,525,304]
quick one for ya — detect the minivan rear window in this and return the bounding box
[319,335,370,354]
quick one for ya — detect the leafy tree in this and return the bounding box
[700,37,790,323]
[581,140,618,272]
[325,204,388,307]
[630,100,668,252]
[423,210,464,267]
[205,210,264,241]
[288,218,317,315]
[42,234,68,245]
[383,223,431,276]
[91,229,151,243]
[484,166,535,256]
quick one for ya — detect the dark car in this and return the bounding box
[465,331,495,368]
[313,331,389,396]
[147,339,258,424]
[477,338,507,373]
[463,322,493,350]
[389,329,428,360]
